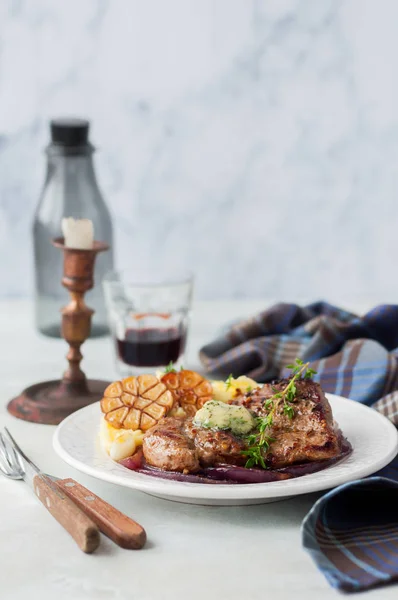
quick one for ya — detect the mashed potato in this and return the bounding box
[99,417,144,461]
[211,375,260,403]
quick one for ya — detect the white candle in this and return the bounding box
[62,217,94,249]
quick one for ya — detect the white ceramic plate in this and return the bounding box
[53,394,398,506]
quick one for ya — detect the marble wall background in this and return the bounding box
[1,0,398,304]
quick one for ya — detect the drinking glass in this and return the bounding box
[103,270,193,376]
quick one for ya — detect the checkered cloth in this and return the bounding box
[200,302,398,592]
[199,301,398,424]
[302,473,398,593]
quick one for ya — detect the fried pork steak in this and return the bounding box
[234,378,340,468]
[142,418,200,473]
[142,379,341,472]
[143,417,245,472]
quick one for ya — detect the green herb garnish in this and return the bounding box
[283,403,295,419]
[225,373,234,389]
[242,359,317,468]
[242,419,275,469]
[164,361,177,374]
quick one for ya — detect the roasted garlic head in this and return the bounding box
[100,374,174,431]
[161,369,213,418]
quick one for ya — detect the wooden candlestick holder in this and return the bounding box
[8,238,110,425]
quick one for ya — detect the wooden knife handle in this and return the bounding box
[56,478,146,549]
[33,475,100,553]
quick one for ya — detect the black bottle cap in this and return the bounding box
[50,118,90,147]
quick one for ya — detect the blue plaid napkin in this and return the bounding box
[302,473,398,593]
[200,302,398,592]
[199,301,398,424]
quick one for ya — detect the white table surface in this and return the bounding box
[0,299,396,600]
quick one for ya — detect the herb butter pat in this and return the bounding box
[193,400,255,435]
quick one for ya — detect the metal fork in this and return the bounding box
[0,428,146,551]
[0,428,100,553]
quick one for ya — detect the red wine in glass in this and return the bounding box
[117,327,186,367]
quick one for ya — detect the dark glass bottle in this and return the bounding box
[33,118,114,337]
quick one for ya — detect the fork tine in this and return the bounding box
[12,446,24,472]
[8,442,24,473]
[0,439,8,470]
[0,432,24,477]
[0,434,14,469]
[2,430,25,469]
[2,432,23,468]
[0,435,15,476]
[4,427,35,468]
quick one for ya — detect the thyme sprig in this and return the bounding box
[242,359,317,469]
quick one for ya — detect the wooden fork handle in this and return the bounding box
[33,475,100,553]
[56,478,147,549]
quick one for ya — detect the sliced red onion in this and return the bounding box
[202,465,291,483]
[120,449,144,471]
[137,466,236,484]
[118,436,353,485]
